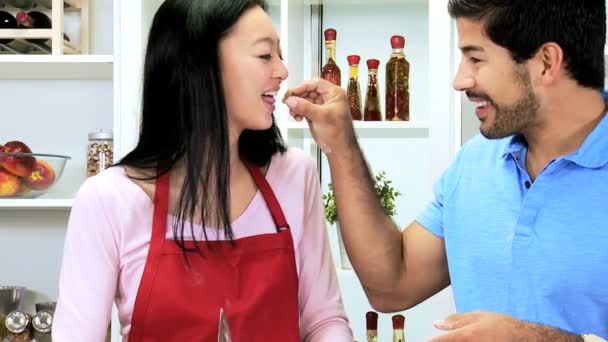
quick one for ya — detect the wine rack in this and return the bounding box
[0,0,89,55]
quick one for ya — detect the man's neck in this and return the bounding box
[523,88,606,179]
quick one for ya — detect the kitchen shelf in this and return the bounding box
[0,198,73,210]
[285,120,431,139]
[304,0,426,4]
[0,54,113,79]
[286,120,430,130]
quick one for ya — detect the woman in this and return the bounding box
[52,0,352,341]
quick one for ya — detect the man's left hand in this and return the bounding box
[428,311,521,341]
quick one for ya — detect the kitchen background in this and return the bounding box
[1,0,607,341]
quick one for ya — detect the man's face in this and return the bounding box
[453,18,540,139]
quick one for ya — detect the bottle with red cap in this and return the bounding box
[365,311,378,342]
[321,28,341,87]
[392,314,405,342]
[347,55,363,120]
[364,59,382,121]
[386,35,410,121]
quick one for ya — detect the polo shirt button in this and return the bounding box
[524,181,531,189]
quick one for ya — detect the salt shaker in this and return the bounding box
[4,310,33,342]
[87,130,114,177]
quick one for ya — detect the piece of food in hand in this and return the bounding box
[0,168,21,197]
[25,160,56,191]
[0,141,36,177]
[282,89,293,103]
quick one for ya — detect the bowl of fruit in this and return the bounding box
[0,141,70,199]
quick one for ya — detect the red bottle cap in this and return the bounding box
[392,314,405,329]
[391,35,406,49]
[347,55,361,66]
[366,311,378,330]
[366,59,380,69]
[324,28,337,41]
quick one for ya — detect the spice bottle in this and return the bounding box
[392,314,405,342]
[32,302,55,342]
[366,311,378,342]
[321,28,341,86]
[87,130,113,177]
[364,59,382,121]
[347,55,363,120]
[385,35,410,121]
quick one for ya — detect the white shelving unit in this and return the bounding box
[0,54,113,79]
[0,1,120,341]
[0,198,73,209]
[286,120,431,130]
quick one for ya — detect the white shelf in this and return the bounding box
[286,120,431,130]
[0,198,73,210]
[305,0,426,4]
[0,54,113,79]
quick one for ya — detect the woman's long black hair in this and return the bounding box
[115,0,286,251]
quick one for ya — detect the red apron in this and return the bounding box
[127,164,301,341]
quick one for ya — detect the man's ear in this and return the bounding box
[535,42,564,85]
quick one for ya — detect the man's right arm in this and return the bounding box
[327,138,450,312]
[284,79,450,312]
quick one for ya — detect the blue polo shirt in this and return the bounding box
[417,110,608,338]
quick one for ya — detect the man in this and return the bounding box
[284,0,608,341]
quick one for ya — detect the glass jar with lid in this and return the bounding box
[87,130,114,177]
[5,310,33,341]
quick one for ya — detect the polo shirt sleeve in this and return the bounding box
[416,144,468,238]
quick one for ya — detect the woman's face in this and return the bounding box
[219,6,288,136]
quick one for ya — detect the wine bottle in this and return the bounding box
[392,314,405,342]
[0,11,18,45]
[15,10,70,45]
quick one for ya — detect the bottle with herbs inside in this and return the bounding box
[392,314,405,342]
[364,59,382,121]
[321,28,341,87]
[386,35,410,121]
[365,311,378,342]
[347,55,363,120]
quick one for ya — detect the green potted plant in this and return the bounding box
[323,171,401,269]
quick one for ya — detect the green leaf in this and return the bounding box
[322,170,402,226]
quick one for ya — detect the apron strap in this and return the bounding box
[152,172,170,241]
[129,171,170,340]
[245,162,290,231]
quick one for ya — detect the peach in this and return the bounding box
[0,168,21,197]
[25,160,56,191]
[0,141,36,177]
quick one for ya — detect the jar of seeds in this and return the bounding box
[87,130,113,177]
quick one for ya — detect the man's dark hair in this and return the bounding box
[448,0,606,90]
